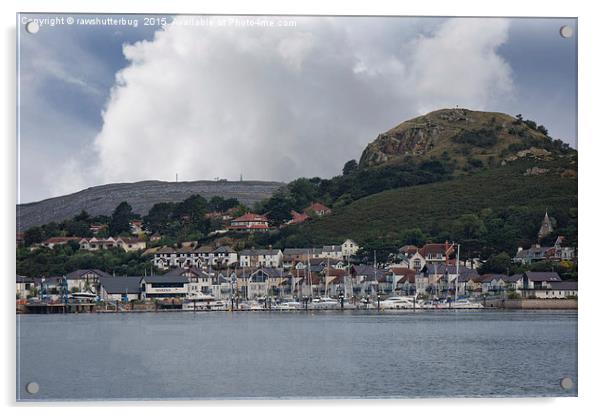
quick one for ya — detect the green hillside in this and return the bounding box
[272,156,577,259]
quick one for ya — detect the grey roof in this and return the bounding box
[99,276,142,294]
[322,245,342,253]
[142,275,188,284]
[163,267,210,278]
[251,268,283,278]
[65,269,111,280]
[213,246,235,254]
[515,246,553,258]
[457,270,481,283]
[283,248,318,256]
[501,274,523,283]
[16,275,34,283]
[240,249,281,256]
[156,247,176,254]
[548,281,578,290]
[524,272,562,282]
[480,274,507,283]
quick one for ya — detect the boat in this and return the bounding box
[379,296,418,310]
[450,299,484,309]
[70,292,97,302]
[273,301,301,311]
[308,297,340,310]
[239,300,265,311]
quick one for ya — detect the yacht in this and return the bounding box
[379,296,418,310]
[451,299,484,309]
[273,301,301,311]
[308,297,340,310]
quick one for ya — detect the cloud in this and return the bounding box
[83,17,515,193]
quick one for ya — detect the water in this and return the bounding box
[16,310,577,400]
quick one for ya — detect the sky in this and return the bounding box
[17,15,577,203]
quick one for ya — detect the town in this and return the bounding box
[16,207,577,313]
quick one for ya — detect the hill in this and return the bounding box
[17,180,284,231]
[359,108,562,173]
[271,155,577,258]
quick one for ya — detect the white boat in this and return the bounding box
[450,299,484,309]
[273,301,301,311]
[70,292,97,302]
[379,296,418,310]
[308,297,340,310]
[239,300,265,311]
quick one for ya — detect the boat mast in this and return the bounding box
[455,243,460,301]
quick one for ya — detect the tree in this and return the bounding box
[402,228,427,246]
[65,220,91,237]
[74,210,91,223]
[109,202,133,235]
[23,226,44,246]
[480,252,512,274]
[342,159,358,176]
[452,214,486,240]
[265,192,295,225]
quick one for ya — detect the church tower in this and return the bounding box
[538,210,553,241]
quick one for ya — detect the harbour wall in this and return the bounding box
[502,299,578,310]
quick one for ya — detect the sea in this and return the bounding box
[16,310,577,401]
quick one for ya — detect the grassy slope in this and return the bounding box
[286,157,577,245]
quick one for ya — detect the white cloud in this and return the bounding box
[83,17,514,191]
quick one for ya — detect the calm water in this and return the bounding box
[16,310,577,400]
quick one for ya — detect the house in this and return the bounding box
[229,213,270,232]
[418,242,455,265]
[64,269,111,293]
[539,281,578,299]
[40,236,81,249]
[320,245,344,260]
[456,270,482,296]
[140,274,189,300]
[212,246,238,267]
[16,232,24,247]
[282,248,320,268]
[286,210,309,225]
[247,269,274,299]
[341,239,360,258]
[16,275,35,299]
[388,267,416,294]
[304,202,331,217]
[152,245,238,270]
[79,237,146,252]
[211,272,234,300]
[520,271,563,298]
[166,267,213,299]
[514,244,554,265]
[394,270,417,295]
[551,236,575,261]
[98,276,142,301]
[239,249,283,268]
[129,220,145,235]
[323,268,347,296]
[89,223,108,235]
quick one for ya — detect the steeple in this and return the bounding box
[538,210,553,241]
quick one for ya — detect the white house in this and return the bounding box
[320,245,344,260]
[239,249,283,268]
[16,275,35,299]
[140,274,188,300]
[64,269,111,293]
[341,239,360,258]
